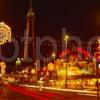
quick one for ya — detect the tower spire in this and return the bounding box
[29,0,32,9]
[27,0,34,17]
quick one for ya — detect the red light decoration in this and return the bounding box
[59,49,70,58]
[59,47,90,59]
[77,47,90,57]
[95,52,100,61]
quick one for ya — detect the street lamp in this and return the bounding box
[96,62,100,100]
[64,35,69,49]
[64,35,69,88]
[51,53,56,87]
[52,53,56,71]
[98,64,100,69]
[16,58,21,74]
[65,35,69,41]
[16,58,21,65]
[52,53,56,63]
[95,38,100,100]
[98,38,100,44]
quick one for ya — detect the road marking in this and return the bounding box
[78,93,97,97]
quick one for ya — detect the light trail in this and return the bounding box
[4,84,67,100]
[4,84,48,100]
[22,84,98,95]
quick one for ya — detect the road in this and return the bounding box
[0,86,34,100]
[0,84,98,100]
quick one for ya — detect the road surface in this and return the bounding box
[0,84,98,100]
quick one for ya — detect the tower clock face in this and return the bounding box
[0,22,11,45]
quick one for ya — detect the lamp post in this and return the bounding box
[52,53,56,87]
[95,39,100,100]
[64,34,69,88]
[52,53,56,63]
[52,53,56,71]
[44,58,46,67]
[96,62,100,100]
[16,58,21,74]
[65,35,69,49]
[35,60,40,81]
[16,58,21,65]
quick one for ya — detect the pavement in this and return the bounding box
[21,84,99,96]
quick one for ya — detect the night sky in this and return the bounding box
[0,0,100,41]
[0,0,100,72]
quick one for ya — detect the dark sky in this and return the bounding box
[0,0,100,41]
[0,0,100,72]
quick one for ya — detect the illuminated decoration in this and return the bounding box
[67,66,82,76]
[57,69,66,77]
[0,62,6,75]
[98,64,100,69]
[64,35,69,41]
[52,53,56,57]
[52,53,56,63]
[77,47,90,57]
[59,47,90,59]
[16,58,21,65]
[0,22,11,45]
[94,38,100,73]
[59,49,70,58]
[94,52,100,61]
[98,38,100,45]
[55,80,65,88]
[43,67,47,71]
[55,59,65,70]
[31,69,35,74]
[47,63,54,71]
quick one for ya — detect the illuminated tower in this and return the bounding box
[24,0,35,64]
